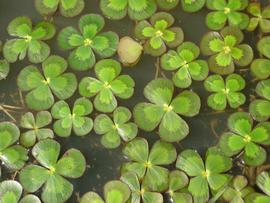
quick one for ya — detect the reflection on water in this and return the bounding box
[0,0,260,202]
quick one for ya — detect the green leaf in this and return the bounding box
[209,38,224,52]
[7,16,32,37]
[188,176,209,203]
[59,0,85,17]
[101,130,121,149]
[258,36,270,59]
[79,14,105,34]
[228,112,252,135]
[256,172,270,196]
[204,75,225,92]
[150,36,163,49]
[32,139,60,169]
[249,99,270,122]
[206,148,232,173]
[256,79,270,100]
[0,60,10,80]
[100,0,128,20]
[122,138,148,163]
[176,149,204,176]
[94,114,113,134]
[168,170,189,192]
[251,59,270,80]
[0,180,22,203]
[181,0,205,12]
[79,77,103,97]
[149,140,176,165]
[55,149,86,178]
[79,192,105,203]
[226,73,245,91]
[58,27,81,50]
[142,27,155,37]
[0,122,20,151]
[104,181,130,203]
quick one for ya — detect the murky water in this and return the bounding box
[0,0,266,202]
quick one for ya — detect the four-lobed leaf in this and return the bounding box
[219,112,270,166]
[94,106,138,149]
[35,0,85,17]
[58,14,119,71]
[134,78,201,142]
[204,74,246,110]
[19,139,86,203]
[20,111,54,148]
[79,59,135,113]
[135,12,184,56]
[200,26,253,74]
[51,97,93,137]
[3,16,55,63]
[206,0,249,30]
[161,41,209,88]
[17,55,77,110]
[176,147,232,203]
[121,137,177,192]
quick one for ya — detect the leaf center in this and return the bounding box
[103,82,111,89]
[112,124,119,129]
[42,77,51,84]
[224,7,231,14]
[24,35,32,42]
[223,46,231,54]
[49,167,56,174]
[155,30,163,37]
[84,38,93,46]
[222,88,230,94]
[144,161,152,168]
[243,134,251,143]
[163,104,173,112]
[202,169,210,178]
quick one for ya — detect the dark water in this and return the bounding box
[0,0,265,202]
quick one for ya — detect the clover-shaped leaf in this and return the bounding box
[0,59,9,80]
[35,0,85,17]
[17,55,77,110]
[58,14,119,71]
[121,138,177,192]
[121,172,163,203]
[251,59,270,80]
[257,36,270,59]
[20,111,53,148]
[79,59,135,113]
[3,16,55,63]
[0,122,28,170]
[204,74,246,110]
[161,41,209,88]
[167,170,192,203]
[222,175,253,203]
[249,79,270,122]
[157,0,179,11]
[52,97,93,137]
[80,180,131,203]
[206,0,249,30]
[245,193,270,203]
[181,0,206,13]
[219,112,270,166]
[200,26,253,74]
[176,147,232,203]
[135,12,184,56]
[134,78,200,142]
[19,139,86,203]
[94,107,138,149]
[247,3,270,33]
[0,180,41,203]
[100,0,157,20]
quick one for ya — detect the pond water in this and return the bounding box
[0,0,265,202]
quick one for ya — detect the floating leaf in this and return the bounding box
[19,139,86,203]
[52,97,93,137]
[17,55,77,110]
[79,59,135,113]
[3,16,55,63]
[181,0,206,13]
[58,14,119,70]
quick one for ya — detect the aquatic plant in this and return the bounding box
[0,180,40,203]
[222,175,253,202]
[94,107,138,149]
[0,122,28,170]
[121,138,177,192]
[19,139,86,203]
[181,0,205,12]
[35,0,85,17]
[20,111,53,148]
[58,14,119,71]
[176,147,232,203]
[17,55,77,110]
[167,170,192,203]
[249,79,270,122]
[100,0,157,20]
[79,180,130,203]
[3,16,55,63]
[200,26,253,75]
[134,78,200,142]
[206,0,249,30]
[204,74,246,110]
[121,172,163,203]
[157,0,179,10]
[79,59,135,113]
[51,97,93,137]
[134,12,184,56]
[161,41,209,88]
[219,112,270,166]
[247,3,270,33]
[0,59,9,80]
